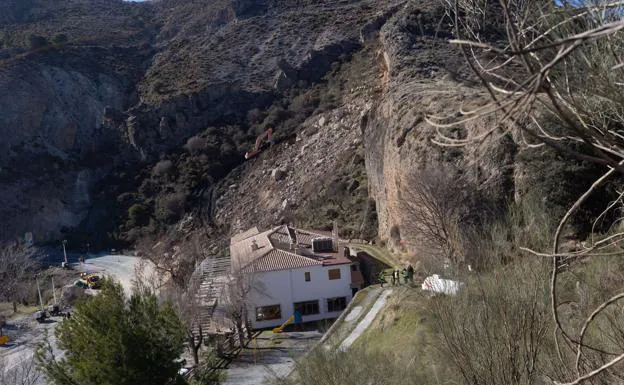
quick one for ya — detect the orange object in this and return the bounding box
[245,127,274,159]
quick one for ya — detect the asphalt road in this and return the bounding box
[0,254,145,383]
[77,255,146,296]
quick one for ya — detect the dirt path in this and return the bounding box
[320,287,381,349]
[338,289,393,352]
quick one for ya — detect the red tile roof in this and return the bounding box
[231,225,353,273]
[248,249,323,272]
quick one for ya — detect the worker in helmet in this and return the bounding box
[378,271,386,287]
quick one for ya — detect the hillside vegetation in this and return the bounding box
[276,0,624,384]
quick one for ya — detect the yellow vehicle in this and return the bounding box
[86,274,101,289]
[80,272,102,289]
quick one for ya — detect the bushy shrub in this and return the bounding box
[26,34,47,49]
[153,160,174,176]
[128,203,149,227]
[155,193,187,224]
[247,108,266,125]
[51,33,68,45]
[184,136,206,154]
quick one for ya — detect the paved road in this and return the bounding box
[223,331,322,385]
[77,255,146,296]
[1,254,144,383]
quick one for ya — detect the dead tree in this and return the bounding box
[0,241,37,313]
[399,167,472,266]
[430,1,624,383]
[134,231,218,365]
[222,250,268,348]
[161,278,205,366]
[135,230,208,289]
[222,269,255,348]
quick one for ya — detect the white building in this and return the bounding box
[230,225,364,329]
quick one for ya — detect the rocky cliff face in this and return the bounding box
[0,45,150,242]
[213,50,380,240]
[0,0,403,244]
[363,4,519,250]
[1,0,602,249]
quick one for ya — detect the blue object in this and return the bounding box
[294,310,302,324]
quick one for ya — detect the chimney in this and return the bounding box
[332,220,339,252]
[250,239,259,252]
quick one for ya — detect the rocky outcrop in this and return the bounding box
[0,168,101,243]
[0,46,148,242]
[363,4,518,249]
[0,61,125,162]
[0,0,405,243]
[213,81,379,239]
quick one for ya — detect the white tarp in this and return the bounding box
[421,274,463,295]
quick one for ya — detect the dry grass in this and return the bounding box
[0,302,38,320]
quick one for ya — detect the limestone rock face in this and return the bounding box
[0,48,136,243]
[0,0,404,243]
[0,63,125,161]
[363,4,519,249]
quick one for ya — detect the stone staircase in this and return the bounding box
[192,257,231,336]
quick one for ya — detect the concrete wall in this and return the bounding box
[248,263,353,329]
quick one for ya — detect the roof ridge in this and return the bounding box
[237,246,273,272]
[266,224,288,247]
[242,247,323,273]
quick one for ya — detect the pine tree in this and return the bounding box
[37,280,187,385]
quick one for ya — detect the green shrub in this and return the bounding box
[26,34,48,49]
[128,203,149,227]
[153,160,175,176]
[51,33,68,45]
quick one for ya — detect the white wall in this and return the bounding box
[248,264,353,329]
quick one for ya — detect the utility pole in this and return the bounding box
[36,275,44,312]
[52,277,57,306]
[62,239,68,267]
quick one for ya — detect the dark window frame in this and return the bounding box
[293,300,320,316]
[256,304,282,322]
[327,297,347,312]
[328,268,341,280]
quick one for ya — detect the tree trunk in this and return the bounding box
[191,338,200,366]
[13,301,17,313]
[189,324,203,366]
[235,320,245,348]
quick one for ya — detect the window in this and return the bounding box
[327,297,347,312]
[294,300,320,316]
[304,272,311,282]
[256,305,281,321]
[328,268,341,280]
